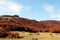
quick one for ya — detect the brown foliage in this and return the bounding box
[0,15,60,38]
[7,32,20,38]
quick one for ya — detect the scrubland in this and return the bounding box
[0,31,60,40]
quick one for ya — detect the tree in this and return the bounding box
[14,15,19,17]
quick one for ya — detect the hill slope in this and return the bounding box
[0,15,60,33]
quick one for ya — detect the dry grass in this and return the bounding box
[0,31,60,40]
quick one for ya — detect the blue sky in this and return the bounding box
[0,0,60,21]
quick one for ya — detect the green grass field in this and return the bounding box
[0,31,60,40]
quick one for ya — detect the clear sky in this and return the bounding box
[0,0,60,21]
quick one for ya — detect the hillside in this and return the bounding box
[0,15,60,33]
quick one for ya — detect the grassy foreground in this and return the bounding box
[0,31,60,40]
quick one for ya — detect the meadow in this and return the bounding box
[0,31,60,40]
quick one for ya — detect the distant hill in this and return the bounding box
[0,15,60,33]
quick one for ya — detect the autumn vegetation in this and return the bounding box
[0,15,60,38]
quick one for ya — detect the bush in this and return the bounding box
[32,38,38,40]
[19,36,24,38]
[36,33,40,35]
[29,33,33,35]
